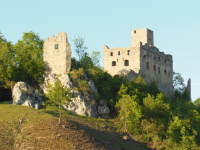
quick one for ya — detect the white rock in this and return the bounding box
[62,90,99,118]
[41,74,72,94]
[97,106,110,115]
[88,80,99,98]
[41,73,100,118]
[12,82,42,109]
[83,73,88,81]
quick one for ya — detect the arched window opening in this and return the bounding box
[146,62,149,69]
[118,51,121,55]
[112,61,116,66]
[158,57,160,61]
[134,30,136,33]
[154,56,156,61]
[143,55,146,59]
[154,65,156,72]
[158,67,160,73]
[165,59,166,64]
[164,70,167,75]
[117,59,118,62]
[110,52,113,56]
[114,75,119,78]
[124,60,129,66]
[127,50,131,55]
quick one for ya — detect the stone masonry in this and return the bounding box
[186,78,191,101]
[43,32,71,76]
[103,28,174,97]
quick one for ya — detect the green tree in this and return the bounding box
[193,98,200,108]
[91,51,100,67]
[80,52,94,69]
[166,116,197,149]
[143,93,171,123]
[0,31,15,89]
[117,75,160,105]
[72,36,88,61]
[0,31,15,101]
[116,94,142,133]
[173,71,185,92]
[13,31,44,86]
[45,78,73,124]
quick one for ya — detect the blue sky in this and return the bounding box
[1,0,199,101]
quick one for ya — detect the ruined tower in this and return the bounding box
[43,32,71,76]
[103,28,174,97]
[131,28,154,47]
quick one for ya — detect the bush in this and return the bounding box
[143,93,171,126]
[117,76,161,106]
[77,79,91,95]
[165,116,197,149]
[70,68,85,86]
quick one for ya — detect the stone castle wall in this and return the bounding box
[139,42,173,97]
[43,32,71,76]
[103,28,174,97]
[103,45,140,78]
[131,28,154,47]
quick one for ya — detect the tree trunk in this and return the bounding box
[59,103,61,124]
[125,111,127,133]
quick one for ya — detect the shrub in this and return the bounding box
[117,76,161,106]
[165,116,197,149]
[143,93,171,126]
[77,79,91,95]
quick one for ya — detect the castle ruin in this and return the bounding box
[43,32,71,76]
[103,28,174,97]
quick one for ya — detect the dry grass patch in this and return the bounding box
[0,103,152,150]
[0,104,107,150]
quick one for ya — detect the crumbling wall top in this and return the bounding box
[44,31,68,43]
[140,42,172,61]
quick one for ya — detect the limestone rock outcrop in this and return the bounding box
[41,73,72,94]
[88,80,99,98]
[12,82,42,110]
[41,73,99,118]
[12,73,109,118]
[62,90,99,118]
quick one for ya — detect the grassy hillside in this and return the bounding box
[0,101,152,150]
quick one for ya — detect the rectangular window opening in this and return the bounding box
[55,44,58,49]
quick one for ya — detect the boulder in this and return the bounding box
[97,100,110,119]
[12,82,42,110]
[97,106,110,115]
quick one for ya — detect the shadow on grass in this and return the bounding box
[68,119,152,150]
[42,108,152,150]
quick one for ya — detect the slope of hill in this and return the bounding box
[0,101,152,150]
